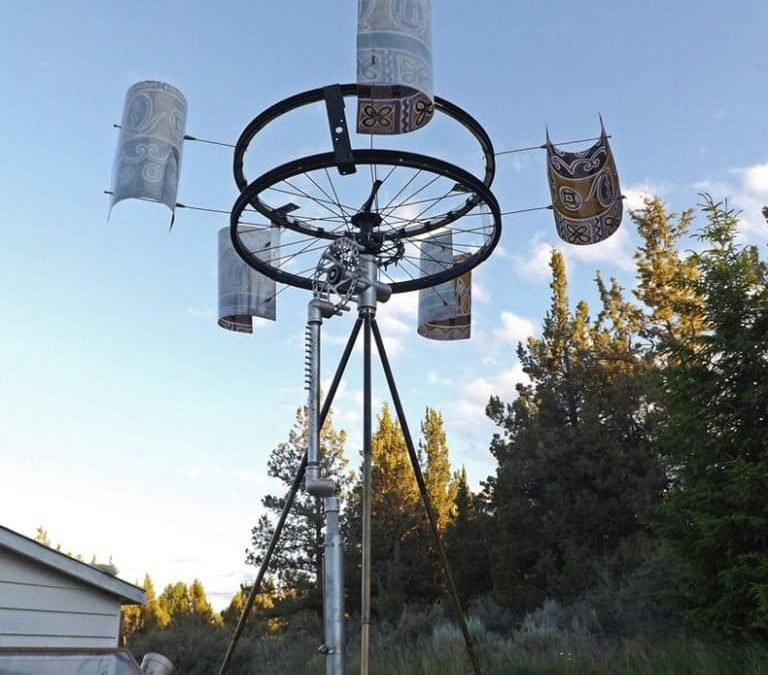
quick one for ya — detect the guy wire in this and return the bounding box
[112,125,236,148]
[113,124,608,158]
[495,134,611,157]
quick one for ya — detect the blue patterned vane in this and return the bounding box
[357,0,434,135]
[218,227,277,333]
[110,81,187,216]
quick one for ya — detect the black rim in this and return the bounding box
[233,83,496,200]
[230,149,501,294]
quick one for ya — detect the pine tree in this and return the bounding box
[142,574,170,631]
[656,195,768,634]
[247,404,350,603]
[189,578,218,624]
[160,581,192,621]
[632,197,705,350]
[121,574,170,643]
[444,467,492,602]
[345,404,428,620]
[120,600,143,644]
[420,407,457,532]
[486,250,662,610]
[35,526,51,547]
[221,581,279,636]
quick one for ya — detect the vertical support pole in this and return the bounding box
[306,298,343,674]
[323,496,345,675]
[356,253,379,675]
[371,318,483,675]
[360,310,373,675]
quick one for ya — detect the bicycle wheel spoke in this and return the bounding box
[379,192,468,212]
[282,178,347,220]
[427,222,494,236]
[380,169,423,214]
[382,172,444,220]
[324,168,353,228]
[409,186,461,224]
[398,255,453,307]
[305,171,351,227]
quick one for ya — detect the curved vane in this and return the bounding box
[357,0,434,134]
[546,124,622,245]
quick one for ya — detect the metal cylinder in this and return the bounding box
[357,255,379,310]
[323,496,345,675]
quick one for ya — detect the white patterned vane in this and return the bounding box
[110,81,187,215]
[218,227,277,333]
[417,231,472,341]
[357,0,434,135]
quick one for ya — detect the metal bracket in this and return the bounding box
[323,84,356,176]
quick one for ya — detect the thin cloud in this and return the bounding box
[427,370,454,386]
[186,307,214,320]
[379,291,418,319]
[623,182,664,212]
[562,225,635,272]
[739,163,768,194]
[694,164,768,242]
[376,313,409,335]
[472,280,490,304]
[494,312,535,345]
[727,163,768,240]
[449,364,529,441]
[513,241,553,281]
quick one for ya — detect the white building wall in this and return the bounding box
[0,547,121,648]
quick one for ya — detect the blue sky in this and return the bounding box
[2,1,768,609]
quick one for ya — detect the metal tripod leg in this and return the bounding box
[217,317,363,675]
[371,318,483,675]
[360,311,373,675]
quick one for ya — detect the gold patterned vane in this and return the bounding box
[546,124,622,245]
[417,232,472,341]
[357,0,434,135]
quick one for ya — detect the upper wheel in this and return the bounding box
[230,148,501,294]
[233,84,496,221]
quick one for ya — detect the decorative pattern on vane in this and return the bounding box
[110,81,187,214]
[546,126,623,245]
[218,226,277,333]
[357,0,434,134]
[417,232,472,341]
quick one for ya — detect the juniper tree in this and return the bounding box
[444,467,492,603]
[656,196,768,634]
[486,250,662,610]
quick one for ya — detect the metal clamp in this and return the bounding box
[323,84,355,176]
